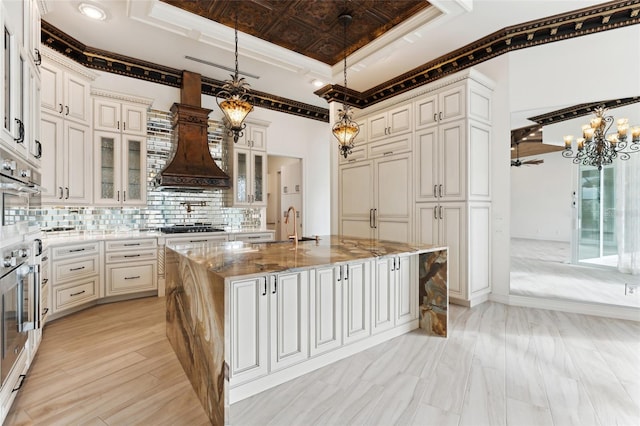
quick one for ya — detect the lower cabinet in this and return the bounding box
[229,270,308,386]
[341,260,371,346]
[50,241,102,314]
[104,239,158,296]
[372,255,415,334]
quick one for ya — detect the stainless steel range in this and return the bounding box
[159,224,225,234]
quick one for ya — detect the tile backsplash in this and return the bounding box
[38,109,262,231]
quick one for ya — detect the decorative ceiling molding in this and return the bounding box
[41,21,329,123]
[527,96,640,125]
[316,0,640,108]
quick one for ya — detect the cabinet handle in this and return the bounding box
[42,278,49,285]
[35,140,42,158]
[433,113,437,122]
[439,184,443,198]
[123,122,126,131]
[117,121,120,130]
[42,307,49,316]
[124,254,141,258]
[117,191,120,201]
[247,236,261,239]
[124,276,141,280]
[69,248,86,253]
[14,118,24,144]
[439,206,443,220]
[65,187,69,199]
[369,209,374,228]
[344,265,349,281]
[262,278,267,296]
[42,256,48,261]
[439,112,443,120]
[337,265,342,282]
[34,48,41,66]
[65,106,69,116]
[70,290,86,297]
[69,266,85,271]
[434,206,438,220]
[59,187,63,199]
[271,276,277,294]
[397,257,401,271]
[433,185,437,198]
[373,209,377,228]
[123,243,141,247]
[383,151,393,156]
[123,191,126,202]
[188,239,208,243]
[59,104,63,113]
[12,374,26,393]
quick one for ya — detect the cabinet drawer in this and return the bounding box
[105,238,157,251]
[233,233,274,243]
[105,248,157,263]
[52,242,101,259]
[338,144,367,164]
[106,263,157,296]
[53,255,100,283]
[53,279,99,312]
[164,235,228,246]
[368,134,412,158]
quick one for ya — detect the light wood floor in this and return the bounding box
[7,297,640,425]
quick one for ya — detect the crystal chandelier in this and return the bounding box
[217,14,253,143]
[332,13,360,159]
[563,106,640,170]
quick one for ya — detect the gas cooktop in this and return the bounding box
[159,224,225,234]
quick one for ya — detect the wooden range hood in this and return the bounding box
[154,71,230,191]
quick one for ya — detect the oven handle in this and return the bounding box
[17,264,40,332]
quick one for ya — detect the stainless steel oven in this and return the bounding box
[1,145,41,238]
[0,240,38,387]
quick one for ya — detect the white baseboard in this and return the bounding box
[489,293,640,321]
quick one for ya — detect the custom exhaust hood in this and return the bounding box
[154,71,230,191]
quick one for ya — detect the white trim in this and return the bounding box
[90,88,154,106]
[488,293,640,322]
[41,46,99,81]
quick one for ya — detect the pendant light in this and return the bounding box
[332,13,360,159]
[217,14,254,143]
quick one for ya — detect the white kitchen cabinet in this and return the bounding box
[269,271,309,371]
[394,255,416,325]
[367,104,412,141]
[231,232,274,243]
[281,161,302,195]
[341,260,371,346]
[93,97,148,136]
[49,241,103,315]
[372,257,396,334]
[105,239,157,296]
[231,147,267,207]
[415,83,465,129]
[237,120,267,151]
[339,152,412,243]
[229,270,308,384]
[40,113,92,204]
[229,276,269,385]
[309,265,342,356]
[28,63,41,166]
[415,120,465,202]
[40,52,92,124]
[94,131,147,206]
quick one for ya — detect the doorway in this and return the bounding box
[574,163,618,267]
[267,155,303,241]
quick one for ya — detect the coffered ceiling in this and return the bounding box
[159,0,430,66]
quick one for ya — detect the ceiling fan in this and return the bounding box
[511,141,544,167]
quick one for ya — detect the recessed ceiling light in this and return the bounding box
[78,3,107,21]
[311,79,324,88]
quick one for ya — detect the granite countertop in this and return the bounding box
[167,235,446,279]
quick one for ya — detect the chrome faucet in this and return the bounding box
[284,205,298,247]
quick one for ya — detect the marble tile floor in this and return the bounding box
[8,298,639,426]
[510,238,640,308]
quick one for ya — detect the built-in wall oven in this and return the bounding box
[0,145,41,389]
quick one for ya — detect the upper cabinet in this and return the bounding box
[229,119,269,207]
[415,84,465,129]
[92,90,152,207]
[237,121,267,151]
[367,104,412,141]
[40,48,94,125]
[94,98,147,136]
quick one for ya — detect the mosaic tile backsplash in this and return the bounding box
[38,109,262,231]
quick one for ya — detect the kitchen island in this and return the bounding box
[165,236,447,425]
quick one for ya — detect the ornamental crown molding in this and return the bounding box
[90,88,154,107]
[41,46,98,81]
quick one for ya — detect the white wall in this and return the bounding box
[510,152,573,242]
[91,70,332,236]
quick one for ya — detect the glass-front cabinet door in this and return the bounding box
[234,149,249,205]
[95,131,119,205]
[122,135,146,206]
[251,151,266,206]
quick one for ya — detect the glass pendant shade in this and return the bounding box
[332,107,360,158]
[219,96,253,141]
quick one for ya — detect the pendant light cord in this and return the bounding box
[234,14,239,81]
